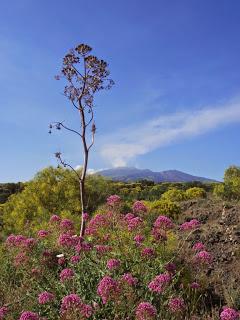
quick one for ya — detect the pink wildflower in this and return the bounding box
[180,219,200,231]
[95,245,112,254]
[220,307,239,320]
[128,216,143,231]
[97,276,118,304]
[58,233,77,247]
[60,268,75,282]
[61,293,81,312]
[49,214,61,224]
[57,256,66,265]
[168,297,185,313]
[141,247,155,258]
[82,304,93,318]
[134,234,145,245]
[60,294,93,318]
[6,234,26,247]
[192,242,205,251]
[85,214,108,236]
[83,212,89,221]
[70,255,81,264]
[107,195,121,206]
[0,306,8,319]
[60,218,74,231]
[121,273,138,286]
[190,282,200,289]
[107,258,121,270]
[37,230,49,238]
[75,241,93,253]
[24,238,36,249]
[124,213,135,221]
[38,291,55,304]
[154,215,173,230]
[165,262,176,274]
[19,311,39,320]
[194,250,212,265]
[132,201,147,214]
[135,302,157,320]
[148,273,171,293]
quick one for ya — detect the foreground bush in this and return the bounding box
[0,196,239,319]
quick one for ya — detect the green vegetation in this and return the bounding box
[214,165,240,201]
[185,187,206,199]
[1,167,114,235]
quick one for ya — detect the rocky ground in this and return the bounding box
[179,197,240,309]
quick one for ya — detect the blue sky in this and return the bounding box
[0,0,240,182]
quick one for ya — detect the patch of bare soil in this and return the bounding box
[179,197,240,309]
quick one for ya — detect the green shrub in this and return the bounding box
[185,187,206,199]
[161,188,186,202]
[214,166,240,201]
[2,166,114,235]
[147,199,181,219]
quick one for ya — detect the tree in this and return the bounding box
[49,44,114,237]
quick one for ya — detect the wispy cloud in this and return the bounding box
[100,99,240,167]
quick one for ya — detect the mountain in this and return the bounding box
[97,167,215,183]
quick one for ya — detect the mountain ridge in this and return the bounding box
[97,167,216,183]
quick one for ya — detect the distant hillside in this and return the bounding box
[97,167,216,183]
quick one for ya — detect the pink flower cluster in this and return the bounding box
[19,311,39,320]
[70,255,81,264]
[194,250,212,265]
[148,273,171,293]
[141,247,155,258]
[97,276,118,304]
[132,201,147,214]
[165,262,176,274]
[85,213,109,236]
[134,234,145,245]
[152,215,173,240]
[75,241,93,253]
[135,302,157,320]
[168,297,185,313]
[37,230,49,238]
[49,214,61,224]
[60,268,75,282]
[6,235,37,250]
[121,273,138,286]
[60,218,74,231]
[180,219,200,231]
[220,307,239,320]
[190,282,200,289]
[107,195,121,206]
[95,245,112,254]
[60,294,92,318]
[107,258,121,270]
[38,291,55,304]
[0,306,8,319]
[123,212,143,231]
[154,215,173,230]
[58,233,78,247]
[192,242,205,251]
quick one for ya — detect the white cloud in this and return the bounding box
[100,100,240,167]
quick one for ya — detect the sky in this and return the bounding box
[0,0,240,182]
